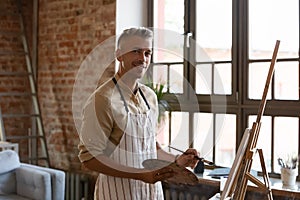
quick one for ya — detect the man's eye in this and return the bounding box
[145,51,152,57]
[131,49,152,57]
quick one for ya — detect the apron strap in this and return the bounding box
[139,88,150,110]
[112,77,129,113]
[112,77,151,112]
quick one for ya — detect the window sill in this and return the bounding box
[198,169,300,197]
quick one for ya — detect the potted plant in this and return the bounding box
[144,81,169,123]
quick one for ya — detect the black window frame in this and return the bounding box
[148,0,300,177]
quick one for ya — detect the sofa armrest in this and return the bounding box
[21,163,65,200]
[16,166,52,200]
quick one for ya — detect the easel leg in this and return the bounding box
[258,149,273,200]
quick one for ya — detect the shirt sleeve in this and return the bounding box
[78,93,113,162]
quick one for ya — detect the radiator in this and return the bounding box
[65,171,90,200]
[164,188,204,200]
[162,182,219,200]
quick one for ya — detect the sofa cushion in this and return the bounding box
[0,150,20,195]
[16,166,52,200]
[21,163,66,200]
[0,150,20,174]
[0,172,17,194]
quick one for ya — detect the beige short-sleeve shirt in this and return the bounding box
[78,75,158,162]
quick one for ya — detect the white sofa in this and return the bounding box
[0,150,65,200]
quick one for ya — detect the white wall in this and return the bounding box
[116,0,148,35]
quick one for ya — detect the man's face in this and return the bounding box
[117,35,153,79]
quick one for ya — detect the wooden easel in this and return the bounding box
[220,40,280,200]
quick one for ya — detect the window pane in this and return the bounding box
[169,112,189,153]
[153,0,184,62]
[152,64,183,94]
[249,0,299,59]
[248,62,272,99]
[274,117,299,173]
[193,113,214,161]
[214,63,232,95]
[157,111,170,148]
[153,64,168,89]
[196,0,232,61]
[169,64,183,94]
[153,0,184,34]
[248,115,272,172]
[153,30,184,62]
[196,64,212,94]
[196,63,232,95]
[215,114,236,167]
[274,62,299,100]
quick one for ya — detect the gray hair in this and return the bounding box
[117,27,153,49]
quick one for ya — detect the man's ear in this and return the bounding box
[115,49,123,62]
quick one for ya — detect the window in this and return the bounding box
[149,0,300,176]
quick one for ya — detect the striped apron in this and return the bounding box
[95,78,164,200]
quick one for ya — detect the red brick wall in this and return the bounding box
[38,0,116,170]
[0,0,116,172]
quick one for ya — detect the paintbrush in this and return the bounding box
[168,145,214,166]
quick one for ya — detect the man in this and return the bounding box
[78,27,199,200]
